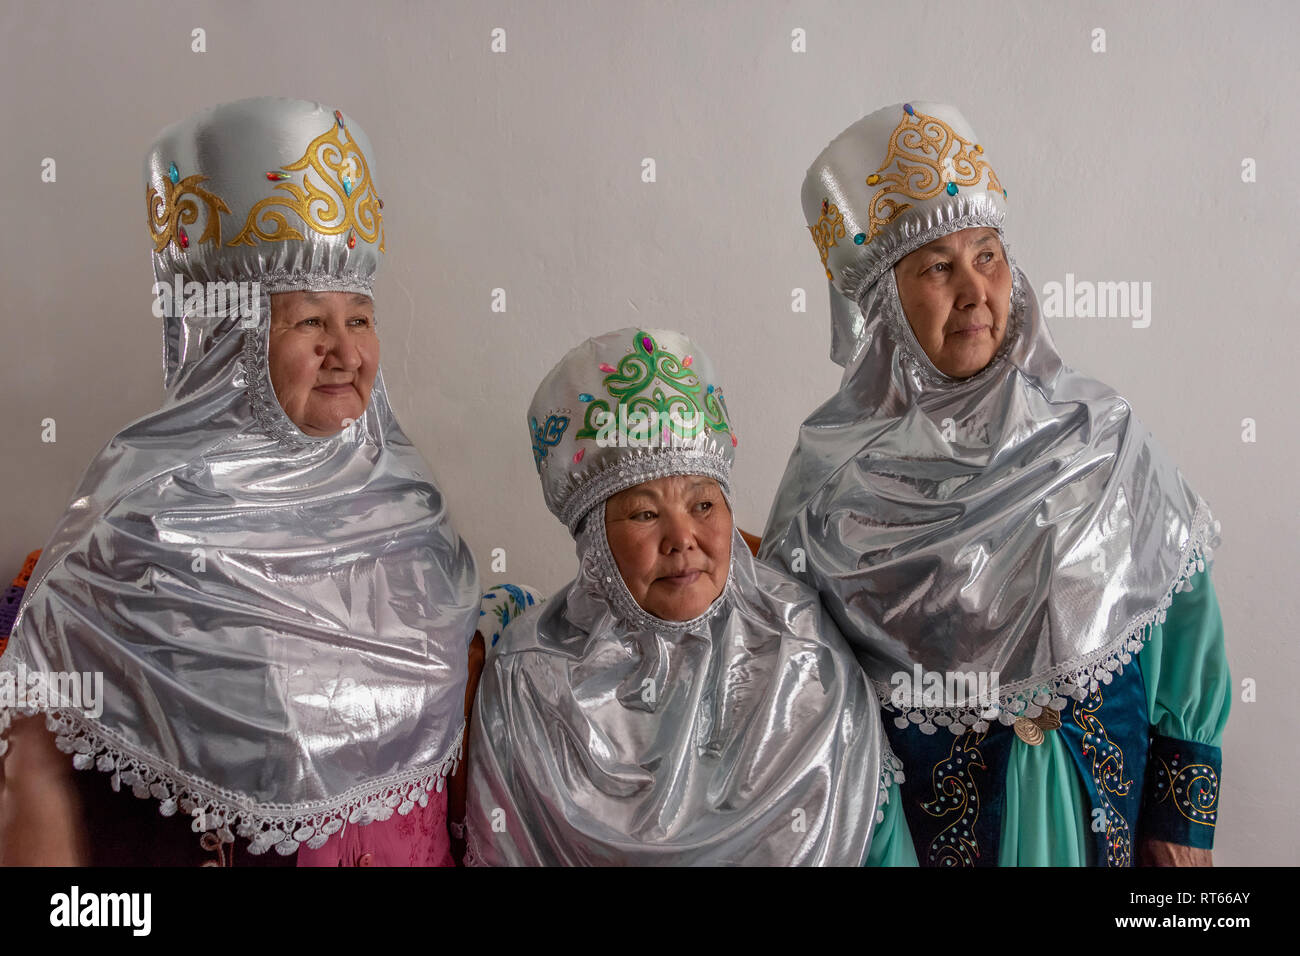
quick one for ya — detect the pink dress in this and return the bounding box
[295,787,455,867]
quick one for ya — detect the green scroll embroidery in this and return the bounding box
[576,331,731,444]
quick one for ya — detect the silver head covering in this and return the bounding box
[760,101,1220,732]
[0,97,480,854]
[466,328,895,865]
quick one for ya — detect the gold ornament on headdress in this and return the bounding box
[229,112,386,252]
[858,106,1002,248]
[809,198,846,280]
[147,166,231,253]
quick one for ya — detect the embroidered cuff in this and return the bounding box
[1141,734,1220,850]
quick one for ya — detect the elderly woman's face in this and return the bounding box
[604,476,732,622]
[893,227,1011,379]
[268,291,379,437]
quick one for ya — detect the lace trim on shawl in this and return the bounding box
[877,500,1222,732]
[875,747,906,824]
[0,701,464,856]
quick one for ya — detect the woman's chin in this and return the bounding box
[643,584,722,622]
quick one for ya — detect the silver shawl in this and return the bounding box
[760,102,1219,731]
[465,328,892,865]
[0,98,479,854]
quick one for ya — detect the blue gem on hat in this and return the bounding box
[946,182,958,196]
[578,393,593,402]
[903,103,914,115]
[168,162,179,185]
[854,233,866,245]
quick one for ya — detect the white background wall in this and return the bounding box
[1,0,1294,864]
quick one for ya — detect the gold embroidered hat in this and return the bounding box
[804,101,1006,306]
[146,96,384,297]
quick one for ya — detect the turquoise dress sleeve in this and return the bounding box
[864,781,919,866]
[1135,566,1231,848]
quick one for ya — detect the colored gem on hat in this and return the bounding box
[342,176,353,196]
[903,103,914,115]
[334,110,345,128]
[706,384,714,394]
[731,433,738,447]
[573,448,585,464]
[854,233,866,245]
[578,392,593,402]
[821,198,829,214]
[945,182,958,196]
[178,226,189,249]
[168,162,179,185]
[1003,188,1008,198]
[825,268,833,280]
[266,171,289,181]
[640,335,653,354]
[866,174,881,186]
[682,355,693,368]
[378,198,384,209]
[347,230,356,249]
[599,363,616,373]
[974,144,984,154]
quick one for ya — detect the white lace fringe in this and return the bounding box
[877,501,1221,735]
[0,705,464,856]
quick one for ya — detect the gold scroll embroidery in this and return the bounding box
[229,119,385,252]
[147,174,231,253]
[860,108,1002,247]
[808,200,845,280]
[1075,689,1134,867]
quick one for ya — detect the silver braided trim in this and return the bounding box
[838,201,1005,303]
[0,692,464,856]
[875,499,1222,732]
[585,492,740,635]
[239,321,326,448]
[258,269,374,296]
[558,439,733,533]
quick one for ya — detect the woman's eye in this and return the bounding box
[299,317,322,327]
[696,500,714,514]
[927,262,949,274]
[350,316,373,327]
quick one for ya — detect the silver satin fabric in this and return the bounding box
[0,98,479,854]
[465,328,885,865]
[760,235,1219,726]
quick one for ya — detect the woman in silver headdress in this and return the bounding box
[0,98,479,866]
[760,102,1230,867]
[464,327,914,866]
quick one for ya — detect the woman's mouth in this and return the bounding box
[313,383,355,395]
[658,570,702,587]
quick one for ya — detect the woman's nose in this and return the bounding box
[953,263,987,310]
[317,329,363,367]
[660,512,695,552]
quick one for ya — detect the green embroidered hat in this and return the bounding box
[527,328,739,532]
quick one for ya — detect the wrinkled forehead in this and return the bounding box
[608,475,724,503]
[897,226,1003,264]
